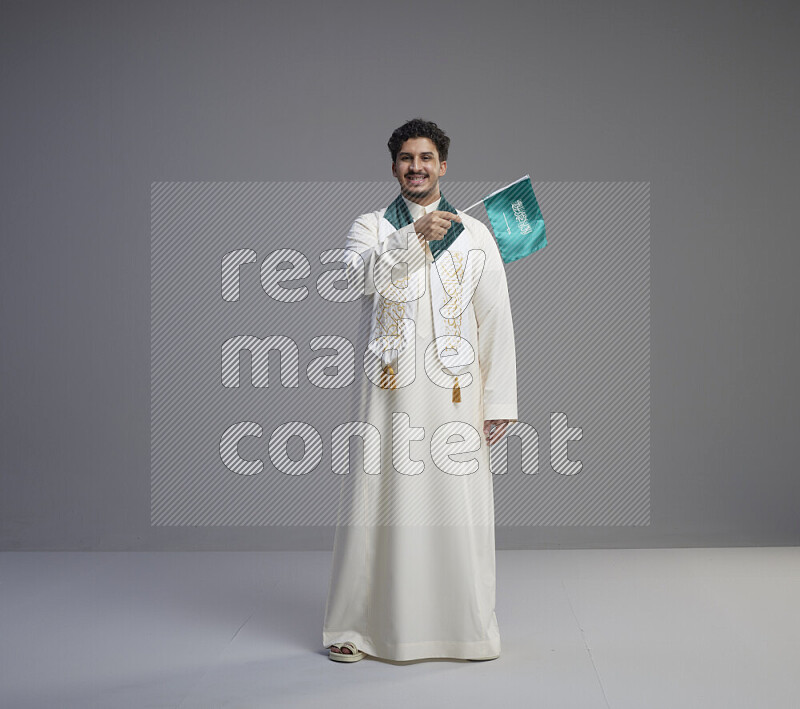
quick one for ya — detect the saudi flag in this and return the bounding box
[464,175,546,264]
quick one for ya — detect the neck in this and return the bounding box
[404,188,441,207]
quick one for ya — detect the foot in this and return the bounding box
[328,641,365,661]
[329,643,355,655]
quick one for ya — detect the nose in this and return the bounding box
[410,157,422,172]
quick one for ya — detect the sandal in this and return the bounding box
[328,641,365,662]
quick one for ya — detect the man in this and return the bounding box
[323,118,518,662]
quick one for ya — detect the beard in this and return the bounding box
[401,174,438,202]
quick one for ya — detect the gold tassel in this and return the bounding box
[452,376,461,403]
[381,364,397,390]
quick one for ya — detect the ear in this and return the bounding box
[439,160,447,176]
[391,162,398,178]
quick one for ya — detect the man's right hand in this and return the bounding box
[413,211,462,242]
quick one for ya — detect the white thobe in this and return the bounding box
[322,194,518,661]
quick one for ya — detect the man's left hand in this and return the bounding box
[483,419,511,447]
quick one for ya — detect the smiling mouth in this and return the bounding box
[406,175,427,185]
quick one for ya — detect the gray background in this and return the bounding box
[1,0,797,550]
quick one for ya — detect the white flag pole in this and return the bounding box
[459,175,530,213]
[461,198,485,213]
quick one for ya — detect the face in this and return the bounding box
[391,137,447,205]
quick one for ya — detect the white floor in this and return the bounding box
[1,548,798,709]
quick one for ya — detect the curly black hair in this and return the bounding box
[387,118,450,163]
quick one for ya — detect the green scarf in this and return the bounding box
[383,192,465,261]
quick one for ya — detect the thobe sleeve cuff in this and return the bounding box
[483,405,519,423]
[344,217,425,297]
[387,223,427,263]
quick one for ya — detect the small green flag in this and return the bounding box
[466,175,547,264]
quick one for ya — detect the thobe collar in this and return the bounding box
[402,194,440,220]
